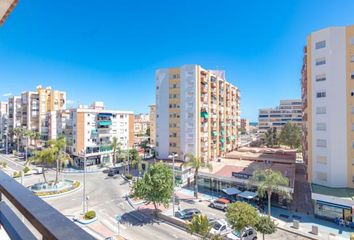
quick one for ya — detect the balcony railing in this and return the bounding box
[0,170,95,240]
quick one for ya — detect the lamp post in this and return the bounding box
[168,153,178,217]
[80,148,87,214]
[5,133,8,155]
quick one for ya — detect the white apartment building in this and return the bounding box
[63,102,134,166]
[0,101,8,144]
[258,100,302,133]
[134,113,149,136]
[302,25,354,222]
[156,64,241,161]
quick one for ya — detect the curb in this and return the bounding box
[36,182,82,199]
[276,225,319,240]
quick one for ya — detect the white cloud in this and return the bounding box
[2,93,12,97]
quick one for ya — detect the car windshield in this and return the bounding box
[213,222,222,230]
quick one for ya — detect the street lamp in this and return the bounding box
[168,153,178,217]
[80,148,87,215]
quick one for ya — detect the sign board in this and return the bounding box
[232,172,251,179]
[115,214,122,222]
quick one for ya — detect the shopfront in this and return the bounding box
[314,200,353,222]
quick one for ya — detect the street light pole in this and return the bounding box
[5,134,8,155]
[168,153,177,217]
[82,148,87,214]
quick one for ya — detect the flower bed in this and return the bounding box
[33,181,81,197]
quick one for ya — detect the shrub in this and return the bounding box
[125,174,133,180]
[23,166,30,174]
[2,162,7,168]
[13,171,20,178]
[84,210,96,220]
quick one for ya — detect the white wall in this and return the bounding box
[311,27,348,187]
[156,69,170,159]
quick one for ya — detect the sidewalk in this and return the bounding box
[175,188,352,240]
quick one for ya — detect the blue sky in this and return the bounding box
[1,1,354,121]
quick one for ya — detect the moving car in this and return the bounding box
[107,167,120,177]
[175,208,201,220]
[225,227,257,240]
[209,198,230,211]
[209,219,232,236]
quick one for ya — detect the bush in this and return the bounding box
[84,210,96,220]
[23,166,30,174]
[13,171,20,178]
[125,174,133,180]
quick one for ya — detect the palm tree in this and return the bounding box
[249,168,289,220]
[32,131,41,149]
[183,153,213,199]
[111,137,121,166]
[187,214,211,240]
[27,148,56,183]
[23,130,33,162]
[48,136,72,185]
[12,127,24,152]
[131,155,142,178]
[128,148,140,175]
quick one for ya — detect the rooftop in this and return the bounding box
[311,184,354,200]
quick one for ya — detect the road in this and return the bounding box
[0,153,196,240]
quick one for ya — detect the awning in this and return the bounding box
[238,191,257,200]
[222,187,241,195]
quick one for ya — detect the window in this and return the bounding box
[316,122,326,131]
[316,107,326,114]
[352,141,354,149]
[316,172,327,181]
[351,55,354,63]
[351,72,354,80]
[352,123,354,131]
[352,91,354,97]
[316,91,326,98]
[316,58,326,66]
[316,74,326,82]
[316,156,327,164]
[315,40,326,49]
[316,139,327,148]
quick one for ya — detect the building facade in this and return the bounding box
[156,64,241,161]
[149,105,156,146]
[7,96,21,138]
[302,25,354,222]
[258,100,302,133]
[134,113,149,136]
[240,118,250,133]
[0,101,8,144]
[63,103,134,166]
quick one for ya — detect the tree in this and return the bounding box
[132,154,143,177]
[226,202,260,232]
[48,136,72,184]
[146,127,150,137]
[249,169,289,220]
[111,137,121,166]
[255,216,277,240]
[183,153,213,199]
[27,147,56,183]
[262,128,279,147]
[128,148,139,174]
[131,162,173,214]
[12,127,24,152]
[140,140,149,159]
[187,214,211,240]
[32,131,41,149]
[279,123,301,149]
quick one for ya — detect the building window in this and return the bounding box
[316,74,326,82]
[352,123,354,131]
[316,123,326,131]
[316,58,326,66]
[315,40,326,49]
[352,91,354,97]
[316,172,327,181]
[316,156,327,164]
[316,139,327,148]
[351,72,354,80]
[351,55,354,63]
[316,106,326,114]
[316,91,326,98]
[352,141,354,149]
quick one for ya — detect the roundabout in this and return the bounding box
[29,179,81,198]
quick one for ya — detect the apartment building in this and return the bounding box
[258,100,302,133]
[7,95,21,132]
[63,102,134,166]
[134,113,149,136]
[149,104,156,146]
[240,118,250,133]
[0,101,8,144]
[301,25,354,222]
[156,64,241,161]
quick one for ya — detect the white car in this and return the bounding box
[209,219,232,236]
[225,227,257,240]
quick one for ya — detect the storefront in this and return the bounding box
[314,200,352,222]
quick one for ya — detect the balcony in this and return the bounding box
[0,170,95,240]
[201,111,209,119]
[98,120,112,127]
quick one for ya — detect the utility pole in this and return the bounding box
[81,148,87,214]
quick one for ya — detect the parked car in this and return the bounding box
[175,208,201,220]
[209,219,232,236]
[225,227,257,240]
[209,198,230,211]
[108,167,120,177]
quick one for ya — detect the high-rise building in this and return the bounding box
[302,25,354,188]
[134,113,150,136]
[258,100,302,133]
[8,95,21,131]
[301,25,354,221]
[240,118,250,133]
[156,64,241,161]
[0,0,18,26]
[0,101,8,144]
[62,102,134,166]
[149,105,156,147]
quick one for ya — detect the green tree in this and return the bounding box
[27,147,56,183]
[183,153,213,199]
[32,131,41,149]
[128,148,139,174]
[132,154,143,177]
[279,123,301,149]
[249,169,289,220]
[226,202,260,232]
[262,128,279,147]
[48,136,72,184]
[131,162,173,213]
[140,140,149,159]
[146,127,150,137]
[255,216,277,240]
[187,214,211,240]
[111,137,121,166]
